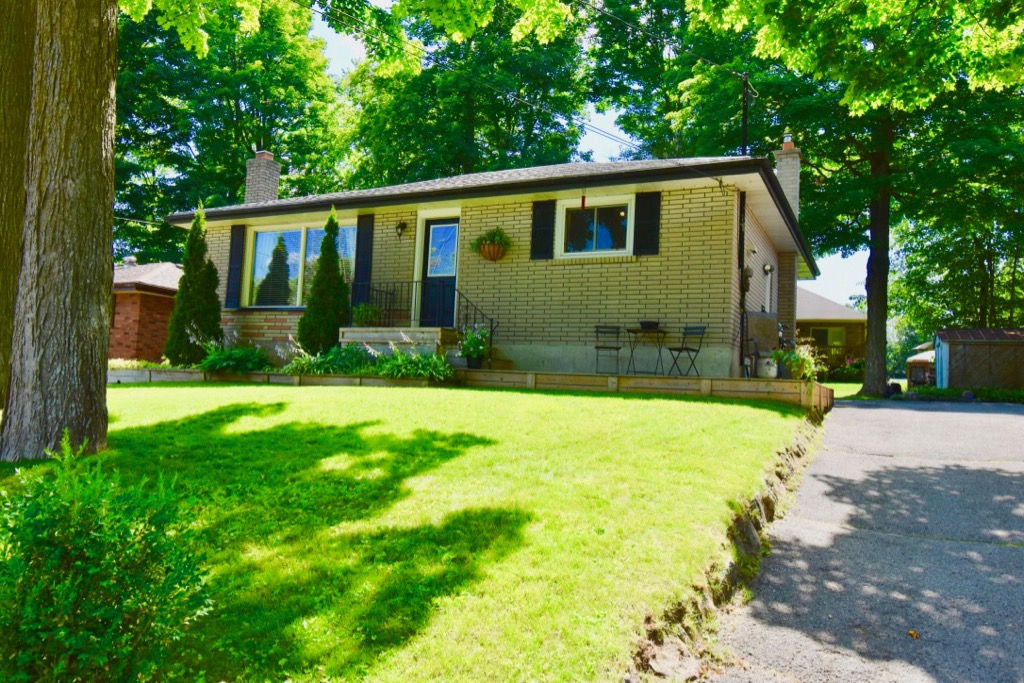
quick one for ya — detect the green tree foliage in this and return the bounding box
[298,209,351,354]
[0,432,209,681]
[341,0,589,187]
[692,0,1024,115]
[590,0,1024,394]
[115,0,349,262]
[254,234,294,306]
[165,209,223,365]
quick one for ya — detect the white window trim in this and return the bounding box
[554,194,635,259]
[242,219,357,308]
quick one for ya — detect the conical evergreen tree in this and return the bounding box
[164,209,222,365]
[297,208,350,354]
[254,234,292,306]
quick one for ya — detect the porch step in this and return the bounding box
[339,327,460,349]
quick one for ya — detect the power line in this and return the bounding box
[115,215,166,227]
[573,0,745,80]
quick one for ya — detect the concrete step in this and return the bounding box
[339,327,459,347]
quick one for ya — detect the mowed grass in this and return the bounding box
[4,385,805,681]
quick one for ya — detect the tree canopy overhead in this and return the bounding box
[341,0,589,188]
[693,0,1024,114]
[115,0,349,262]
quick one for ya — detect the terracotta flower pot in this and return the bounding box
[479,243,506,261]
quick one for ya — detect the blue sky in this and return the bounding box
[309,17,869,307]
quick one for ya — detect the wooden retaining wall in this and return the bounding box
[455,370,834,412]
[107,369,833,413]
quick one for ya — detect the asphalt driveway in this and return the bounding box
[711,400,1024,683]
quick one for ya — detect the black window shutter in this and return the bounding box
[530,200,556,260]
[353,214,374,305]
[633,192,661,256]
[225,224,246,309]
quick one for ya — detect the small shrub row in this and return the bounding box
[910,386,1024,404]
[375,347,455,382]
[196,344,271,373]
[108,358,170,370]
[282,344,377,376]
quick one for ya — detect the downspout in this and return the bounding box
[738,192,747,376]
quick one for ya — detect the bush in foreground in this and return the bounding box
[0,433,209,682]
[197,345,270,374]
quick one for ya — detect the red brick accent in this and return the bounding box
[222,309,303,362]
[109,291,176,362]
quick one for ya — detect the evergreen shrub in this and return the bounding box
[297,208,350,354]
[164,209,222,366]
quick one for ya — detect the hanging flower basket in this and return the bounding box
[471,227,511,262]
[479,243,506,261]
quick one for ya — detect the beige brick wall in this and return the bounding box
[744,209,779,315]
[458,186,742,374]
[205,184,747,374]
[372,209,417,282]
[207,224,232,305]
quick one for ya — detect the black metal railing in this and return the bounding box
[349,280,497,364]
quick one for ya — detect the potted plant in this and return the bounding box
[471,227,511,261]
[771,344,819,381]
[460,324,490,369]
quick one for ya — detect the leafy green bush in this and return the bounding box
[108,358,169,370]
[197,345,270,373]
[352,303,383,327]
[375,348,454,382]
[827,358,865,382]
[913,386,1024,404]
[282,344,377,376]
[0,433,209,682]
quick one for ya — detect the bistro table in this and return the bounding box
[625,327,667,375]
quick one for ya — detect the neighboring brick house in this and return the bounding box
[795,287,867,368]
[110,260,182,363]
[167,145,818,377]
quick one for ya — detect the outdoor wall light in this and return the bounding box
[395,221,408,238]
[763,263,775,274]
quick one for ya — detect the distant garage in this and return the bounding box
[934,328,1024,390]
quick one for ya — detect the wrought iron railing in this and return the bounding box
[349,280,497,363]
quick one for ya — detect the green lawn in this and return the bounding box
[3,385,805,681]
[827,380,908,399]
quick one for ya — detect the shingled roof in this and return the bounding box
[168,157,760,223]
[796,287,866,322]
[936,328,1024,343]
[113,262,182,296]
[166,156,820,277]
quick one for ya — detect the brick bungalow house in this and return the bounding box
[167,142,818,377]
[110,259,182,362]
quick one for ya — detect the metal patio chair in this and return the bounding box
[667,325,707,377]
[594,325,622,374]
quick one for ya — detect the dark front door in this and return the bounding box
[420,218,459,327]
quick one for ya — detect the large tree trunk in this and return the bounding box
[861,116,893,396]
[0,3,36,413]
[0,0,117,460]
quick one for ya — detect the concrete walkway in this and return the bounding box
[711,401,1024,683]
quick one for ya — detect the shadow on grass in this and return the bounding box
[97,403,529,680]
[454,385,806,418]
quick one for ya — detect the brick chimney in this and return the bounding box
[244,150,281,204]
[774,131,800,217]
